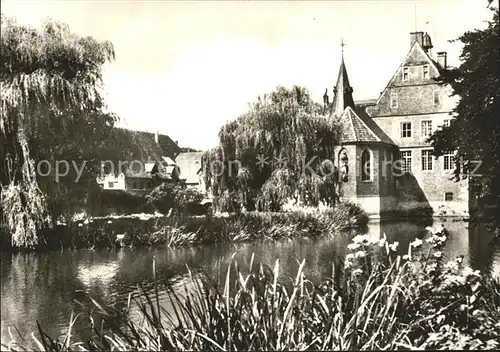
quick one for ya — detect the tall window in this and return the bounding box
[443,151,455,171]
[423,65,430,79]
[361,149,372,181]
[390,92,398,108]
[108,181,114,188]
[401,150,412,173]
[421,120,433,138]
[433,91,440,106]
[402,67,409,81]
[443,119,450,128]
[401,122,412,138]
[422,149,433,171]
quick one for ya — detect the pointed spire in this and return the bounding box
[332,39,354,117]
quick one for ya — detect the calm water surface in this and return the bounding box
[1,220,499,344]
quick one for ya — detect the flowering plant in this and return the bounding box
[341,228,500,349]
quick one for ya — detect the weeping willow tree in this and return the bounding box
[0,16,115,248]
[203,86,340,212]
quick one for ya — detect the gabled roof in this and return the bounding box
[338,106,396,145]
[176,151,204,184]
[355,99,377,108]
[374,41,443,106]
[109,128,181,162]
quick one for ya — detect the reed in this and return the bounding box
[4,228,500,351]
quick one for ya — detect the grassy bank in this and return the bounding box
[3,228,499,351]
[1,202,368,251]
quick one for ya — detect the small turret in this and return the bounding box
[331,55,355,118]
[323,89,329,107]
[423,32,433,53]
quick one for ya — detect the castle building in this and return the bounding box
[326,32,469,219]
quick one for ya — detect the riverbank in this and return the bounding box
[0,202,368,251]
[3,227,499,351]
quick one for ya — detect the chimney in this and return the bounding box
[410,31,424,48]
[437,52,447,70]
[154,130,159,144]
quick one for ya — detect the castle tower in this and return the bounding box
[331,40,355,118]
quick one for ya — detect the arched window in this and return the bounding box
[361,148,372,181]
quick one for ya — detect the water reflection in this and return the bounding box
[1,220,499,345]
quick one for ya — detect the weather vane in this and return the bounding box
[341,38,346,55]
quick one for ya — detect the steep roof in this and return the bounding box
[355,99,377,108]
[338,106,396,145]
[176,151,204,184]
[373,41,443,107]
[110,128,181,161]
[329,55,355,118]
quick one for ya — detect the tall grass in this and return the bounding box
[4,228,500,351]
[3,202,368,251]
[87,202,368,249]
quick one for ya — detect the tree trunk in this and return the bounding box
[1,126,52,248]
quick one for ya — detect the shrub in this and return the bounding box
[146,184,204,215]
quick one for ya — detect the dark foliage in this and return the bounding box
[429,3,500,223]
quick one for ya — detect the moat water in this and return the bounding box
[1,220,499,345]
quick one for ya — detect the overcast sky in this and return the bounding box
[2,0,494,150]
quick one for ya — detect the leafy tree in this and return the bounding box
[203,86,340,212]
[429,2,499,221]
[0,16,115,247]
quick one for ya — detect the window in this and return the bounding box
[443,152,455,170]
[421,120,433,138]
[422,149,433,171]
[361,149,372,181]
[423,65,430,79]
[390,92,398,108]
[108,181,114,188]
[443,119,450,128]
[401,122,412,138]
[445,192,454,201]
[433,91,440,106]
[402,67,409,81]
[401,150,412,173]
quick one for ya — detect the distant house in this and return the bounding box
[175,151,206,193]
[96,129,181,192]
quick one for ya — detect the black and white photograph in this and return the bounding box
[1,0,499,350]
